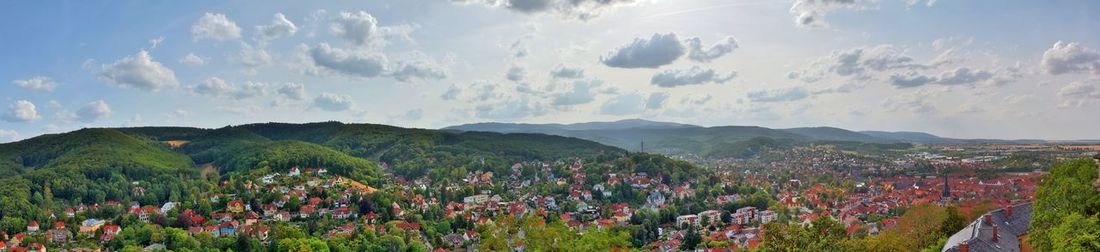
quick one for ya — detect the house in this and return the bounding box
[942,203,1032,252]
[758,210,778,224]
[275,212,291,222]
[677,215,699,228]
[227,200,245,213]
[217,222,238,237]
[699,210,723,226]
[334,207,353,219]
[26,221,39,234]
[46,222,70,243]
[289,166,301,176]
[78,219,105,237]
[299,205,315,218]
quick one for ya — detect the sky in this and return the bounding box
[2,0,1100,142]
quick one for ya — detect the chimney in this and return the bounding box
[959,242,969,252]
[1005,205,1013,218]
[991,224,999,242]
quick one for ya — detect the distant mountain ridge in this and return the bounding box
[444,119,1085,157]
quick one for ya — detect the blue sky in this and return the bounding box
[2,0,1100,142]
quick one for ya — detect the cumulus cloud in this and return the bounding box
[179,53,205,66]
[1056,79,1100,107]
[389,60,448,82]
[0,129,18,143]
[278,83,307,100]
[550,65,585,79]
[3,100,40,122]
[329,11,413,47]
[789,0,869,28]
[650,66,736,87]
[1040,41,1100,75]
[312,93,355,111]
[747,87,811,102]
[685,36,738,62]
[552,79,602,106]
[935,67,994,85]
[600,93,646,115]
[98,50,180,91]
[889,71,936,87]
[646,92,670,109]
[192,77,233,97]
[601,33,685,69]
[308,43,388,77]
[191,13,241,41]
[475,97,548,119]
[831,45,928,76]
[13,76,57,92]
[191,77,267,99]
[506,66,526,81]
[888,67,998,88]
[239,43,273,70]
[76,100,111,123]
[331,11,380,46]
[601,34,740,68]
[456,0,636,21]
[256,13,298,41]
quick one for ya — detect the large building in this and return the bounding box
[941,203,1032,252]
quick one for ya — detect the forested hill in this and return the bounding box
[0,121,629,225]
[2,121,625,188]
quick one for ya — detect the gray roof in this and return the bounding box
[942,202,1032,252]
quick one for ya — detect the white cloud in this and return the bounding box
[191,77,268,99]
[76,100,111,123]
[278,83,307,100]
[329,10,414,47]
[3,100,40,122]
[685,36,738,62]
[179,53,205,66]
[312,93,355,111]
[331,11,381,46]
[1040,41,1100,75]
[389,60,447,82]
[456,0,636,21]
[650,66,736,87]
[98,50,180,91]
[552,79,602,106]
[1056,79,1100,107]
[550,65,585,79]
[747,87,811,102]
[239,43,273,70]
[256,13,298,41]
[191,12,241,41]
[601,33,685,69]
[506,66,526,81]
[235,81,269,99]
[192,77,234,97]
[308,43,388,77]
[13,76,57,92]
[600,93,645,115]
[474,96,548,119]
[646,92,670,110]
[789,0,869,28]
[0,129,18,143]
[934,67,994,85]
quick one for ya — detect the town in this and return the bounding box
[2,141,1082,252]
